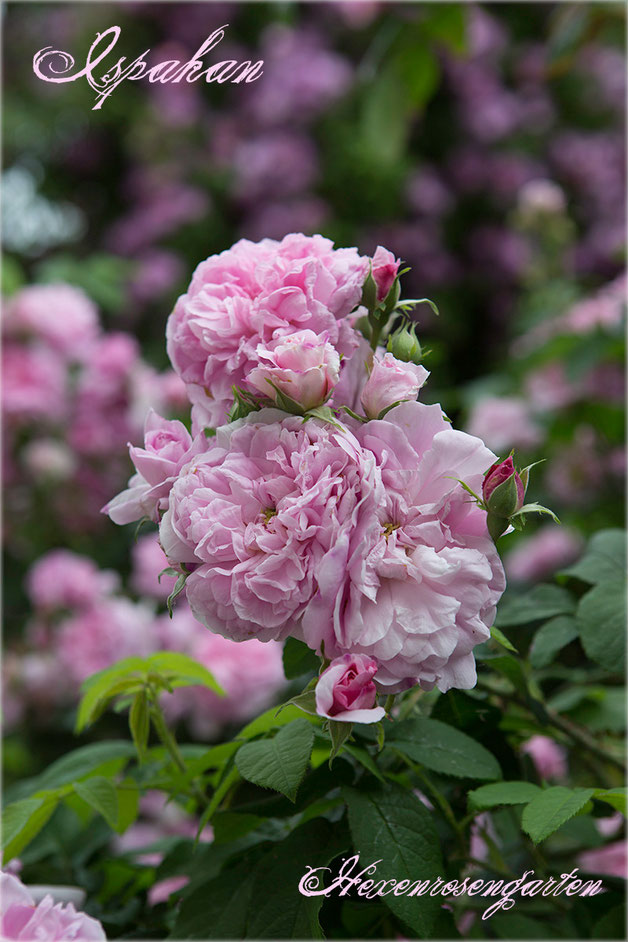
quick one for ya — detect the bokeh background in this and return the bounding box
[1,3,626,929]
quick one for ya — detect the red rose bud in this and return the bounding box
[483,457,526,517]
[372,245,401,302]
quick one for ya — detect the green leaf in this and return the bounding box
[235,719,314,802]
[328,721,353,765]
[344,783,443,937]
[6,742,135,800]
[73,777,120,830]
[115,781,140,834]
[496,584,575,627]
[343,744,386,783]
[237,703,318,741]
[388,718,501,780]
[529,616,579,668]
[560,529,626,585]
[212,812,266,846]
[167,572,189,617]
[172,857,257,939]
[521,786,595,844]
[423,4,467,53]
[2,796,58,862]
[361,67,408,165]
[76,658,147,731]
[576,579,626,673]
[394,44,439,110]
[282,638,319,680]
[593,788,627,816]
[490,626,518,653]
[468,781,543,812]
[129,691,150,759]
[246,819,348,939]
[147,652,224,695]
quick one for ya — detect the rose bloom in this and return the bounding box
[27,550,119,612]
[0,871,105,940]
[160,408,384,643]
[166,233,369,427]
[3,284,99,361]
[577,842,627,879]
[315,653,385,723]
[360,353,428,419]
[302,400,506,693]
[247,329,340,411]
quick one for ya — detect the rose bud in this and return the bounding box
[247,330,340,413]
[360,352,429,419]
[482,456,526,517]
[315,653,386,724]
[387,323,423,365]
[371,245,401,302]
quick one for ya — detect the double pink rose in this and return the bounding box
[360,352,429,419]
[315,653,385,724]
[247,329,340,411]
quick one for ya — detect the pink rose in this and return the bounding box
[131,535,176,600]
[0,871,106,940]
[166,233,368,427]
[302,400,506,694]
[247,329,340,410]
[520,735,567,780]
[360,352,429,419]
[160,408,383,642]
[103,409,210,524]
[315,653,386,723]
[1,344,67,425]
[371,245,400,302]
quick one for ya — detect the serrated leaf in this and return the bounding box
[576,579,626,673]
[7,742,136,800]
[468,781,543,812]
[388,717,501,780]
[73,776,120,830]
[521,786,595,844]
[560,529,626,585]
[496,584,575,628]
[235,719,314,802]
[529,616,579,668]
[344,783,443,936]
[237,703,318,741]
[2,796,58,862]
[328,721,353,765]
[115,781,140,834]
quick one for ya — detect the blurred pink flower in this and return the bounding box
[578,842,627,879]
[148,876,189,906]
[56,598,157,685]
[504,526,583,583]
[465,396,541,453]
[27,550,119,612]
[22,438,76,482]
[520,735,567,780]
[3,284,99,361]
[0,871,105,940]
[131,535,176,600]
[1,344,67,424]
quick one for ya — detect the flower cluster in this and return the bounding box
[106,234,518,724]
[1,283,188,540]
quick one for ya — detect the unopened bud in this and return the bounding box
[483,457,526,518]
[387,324,422,365]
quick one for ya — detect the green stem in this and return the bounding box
[395,750,466,855]
[148,693,207,808]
